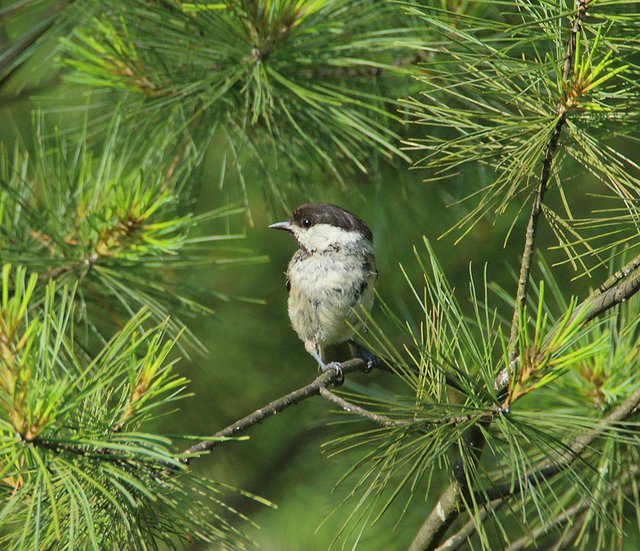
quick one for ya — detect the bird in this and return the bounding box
[269,203,377,382]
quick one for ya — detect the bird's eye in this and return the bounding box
[302,218,312,228]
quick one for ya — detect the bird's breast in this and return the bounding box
[286,247,376,346]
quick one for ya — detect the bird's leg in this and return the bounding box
[304,341,344,386]
[348,340,377,373]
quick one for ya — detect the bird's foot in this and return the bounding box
[320,361,344,387]
[349,341,378,373]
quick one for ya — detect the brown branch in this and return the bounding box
[319,388,492,427]
[570,260,640,327]
[425,115,572,547]
[180,355,495,466]
[180,358,370,463]
[409,482,463,551]
[597,252,640,294]
[428,5,591,544]
[318,386,408,428]
[507,0,590,366]
[507,113,564,364]
[434,500,505,551]
[553,510,590,551]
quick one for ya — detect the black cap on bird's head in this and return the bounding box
[269,203,373,242]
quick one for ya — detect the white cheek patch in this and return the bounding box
[296,224,363,251]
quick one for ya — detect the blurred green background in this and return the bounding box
[0,76,602,551]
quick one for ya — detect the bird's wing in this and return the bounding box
[364,250,377,286]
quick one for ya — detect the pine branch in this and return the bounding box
[412,5,593,550]
[443,454,640,551]
[409,252,640,551]
[576,261,640,324]
[505,506,587,551]
[434,500,506,551]
[318,386,407,428]
[480,386,640,504]
[180,358,370,463]
[35,206,148,281]
[507,0,590,367]
[36,251,99,281]
[597,252,640,295]
[319,387,491,428]
[181,353,500,466]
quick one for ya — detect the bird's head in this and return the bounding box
[269,203,373,252]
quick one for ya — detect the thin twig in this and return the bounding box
[551,509,590,551]
[570,261,640,326]
[480,387,640,503]
[180,358,369,463]
[37,251,99,281]
[506,502,587,551]
[318,387,408,427]
[505,466,640,551]
[507,0,590,367]
[320,388,492,427]
[31,436,183,470]
[507,113,564,364]
[597,252,640,295]
[435,500,505,551]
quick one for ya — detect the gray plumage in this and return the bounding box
[270,203,377,369]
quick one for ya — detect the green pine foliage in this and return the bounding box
[2,0,640,549]
[57,0,424,205]
[0,267,257,549]
[404,1,640,267]
[0,114,261,351]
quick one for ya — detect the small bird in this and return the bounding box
[270,203,377,381]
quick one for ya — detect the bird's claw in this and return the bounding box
[321,361,344,386]
[361,350,377,373]
[350,341,378,373]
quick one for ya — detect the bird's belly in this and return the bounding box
[287,256,374,346]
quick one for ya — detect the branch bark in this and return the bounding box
[434,500,505,551]
[181,358,496,465]
[180,358,369,463]
[507,0,590,365]
[318,386,408,428]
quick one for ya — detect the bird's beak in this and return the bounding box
[269,221,293,232]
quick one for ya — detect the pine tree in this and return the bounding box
[1,1,640,549]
